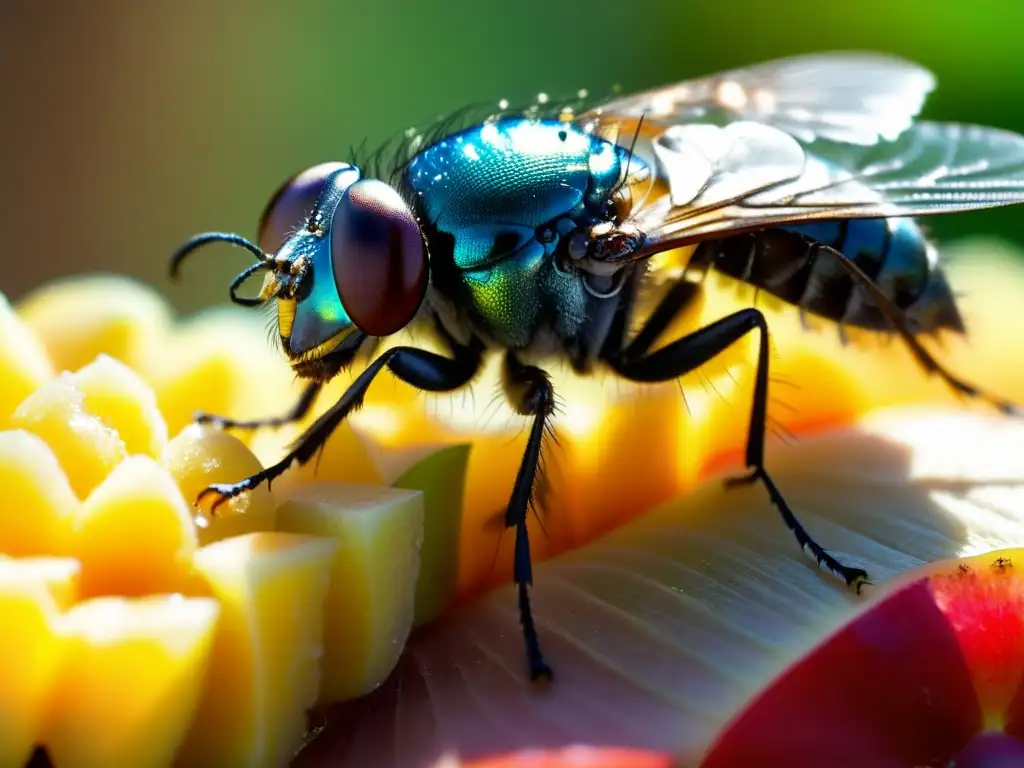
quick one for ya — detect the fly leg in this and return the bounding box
[197,338,484,511]
[607,307,869,591]
[500,351,556,681]
[818,244,1021,415]
[194,381,322,431]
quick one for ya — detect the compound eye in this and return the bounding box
[258,162,351,254]
[330,179,428,337]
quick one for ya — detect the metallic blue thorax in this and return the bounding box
[402,118,642,347]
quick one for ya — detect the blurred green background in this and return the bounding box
[2,0,1023,313]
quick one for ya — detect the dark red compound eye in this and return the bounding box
[330,179,428,337]
[257,162,351,254]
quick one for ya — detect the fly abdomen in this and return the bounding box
[689,217,965,334]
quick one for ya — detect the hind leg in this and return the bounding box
[818,244,1020,415]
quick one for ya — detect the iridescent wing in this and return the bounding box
[626,119,1024,253]
[582,52,937,146]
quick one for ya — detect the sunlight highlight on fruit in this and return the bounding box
[0,276,473,765]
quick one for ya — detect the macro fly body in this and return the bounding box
[170,52,1024,681]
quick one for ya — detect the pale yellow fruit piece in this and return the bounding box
[392,444,471,627]
[16,275,171,375]
[73,455,198,598]
[151,309,301,438]
[46,595,220,768]
[10,374,126,499]
[0,293,54,427]
[0,430,79,557]
[0,560,64,768]
[276,482,424,703]
[0,557,81,610]
[178,532,337,768]
[71,354,169,459]
[162,423,277,545]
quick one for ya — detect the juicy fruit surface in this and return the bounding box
[0,276,462,766]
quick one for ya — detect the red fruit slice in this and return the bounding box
[449,746,676,768]
[703,549,1024,766]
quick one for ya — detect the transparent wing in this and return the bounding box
[631,120,1024,252]
[583,52,936,146]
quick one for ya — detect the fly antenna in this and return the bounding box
[168,231,274,307]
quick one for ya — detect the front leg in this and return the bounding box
[195,381,322,431]
[501,351,556,681]
[198,338,484,511]
[607,308,869,591]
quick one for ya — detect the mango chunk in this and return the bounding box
[152,310,300,438]
[0,557,81,611]
[178,532,337,768]
[9,373,127,499]
[0,430,79,556]
[72,354,169,459]
[0,560,64,768]
[162,424,277,545]
[16,275,171,375]
[46,595,220,768]
[0,293,53,427]
[73,455,198,598]
[392,444,471,626]
[276,482,424,703]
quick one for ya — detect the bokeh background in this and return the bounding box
[2,0,1023,312]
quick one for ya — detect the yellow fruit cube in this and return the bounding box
[162,424,277,545]
[46,595,220,768]
[16,275,171,375]
[72,455,198,598]
[276,482,424,703]
[0,560,64,768]
[0,430,79,557]
[0,293,53,427]
[178,532,337,768]
[151,310,300,438]
[0,557,82,611]
[72,354,169,459]
[9,374,126,499]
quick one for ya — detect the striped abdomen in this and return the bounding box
[688,217,965,333]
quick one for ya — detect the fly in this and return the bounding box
[169,52,1024,682]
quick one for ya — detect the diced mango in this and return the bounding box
[0,560,64,768]
[151,310,301,438]
[46,595,220,768]
[9,374,126,499]
[251,420,383,493]
[72,354,169,459]
[0,557,82,611]
[178,532,337,768]
[0,430,79,556]
[0,293,53,427]
[16,275,172,375]
[276,482,424,702]
[162,424,277,545]
[72,455,198,598]
[392,444,471,626]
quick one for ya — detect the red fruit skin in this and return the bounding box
[700,578,981,768]
[453,746,676,768]
[930,557,1024,733]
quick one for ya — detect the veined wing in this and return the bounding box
[629,120,1024,253]
[582,52,936,146]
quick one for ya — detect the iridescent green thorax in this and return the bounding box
[401,118,645,349]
